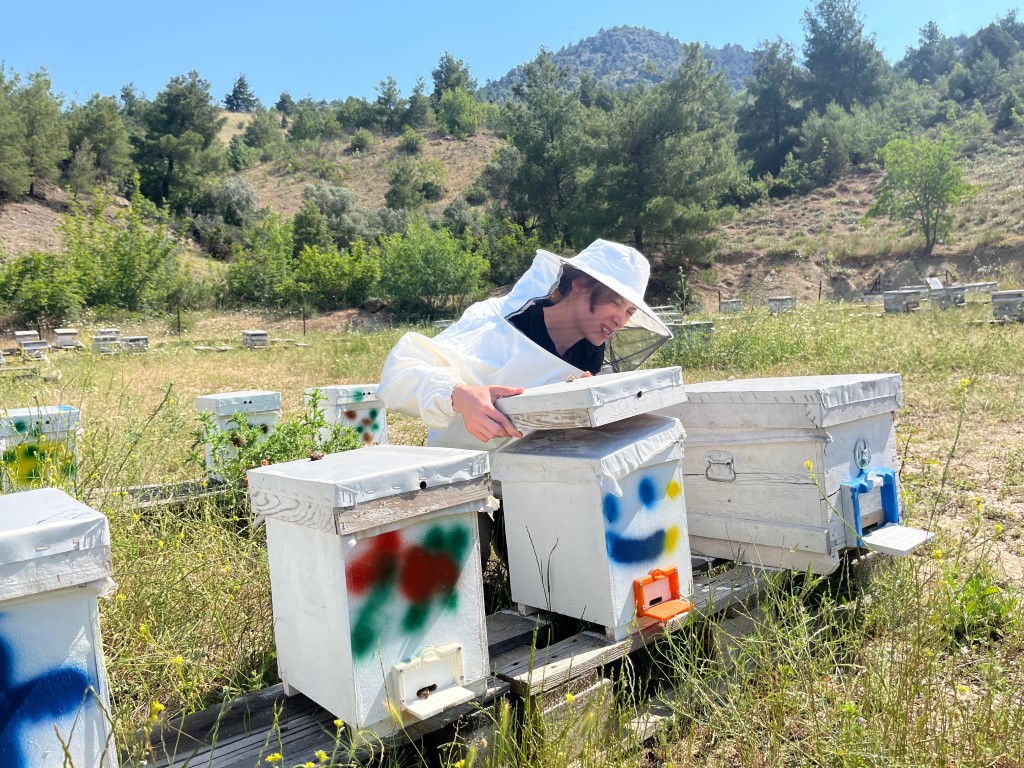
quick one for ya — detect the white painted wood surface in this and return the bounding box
[264,507,489,735]
[305,385,388,445]
[491,415,692,640]
[658,375,930,574]
[195,390,281,473]
[494,367,686,431]
[0,488,117,767]
[0,407,81,492]
[252,445,492,733]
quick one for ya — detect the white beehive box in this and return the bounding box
[719,299,743,314]
[54,328,83,349]
[1,406,81,491]
[767,296,796,313]
[122,335,149,353]
[19,339,51,360]
[14,330,40,346]
[884,289,922,313]
[490,414,692,641]
[656,374,933,574]
[993,289,1024,322]
[247,446,492,734]
[242,329,269,348]
[931,286,966,309]
[0,488,117,767]
[304,384,388,445]
[195,390,281,473]
[495,367,687,431]
[91,329,122,355]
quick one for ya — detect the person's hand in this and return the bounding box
[451,383,525,443]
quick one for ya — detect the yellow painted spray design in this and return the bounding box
[1,407,79,489]
[1,438,76,487]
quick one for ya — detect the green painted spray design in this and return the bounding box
[1,415,77,488]
[345,523,470,660]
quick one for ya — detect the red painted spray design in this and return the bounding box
[346,524,469,659]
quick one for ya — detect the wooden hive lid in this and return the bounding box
[0,488,111,602]
[495,366,686,431]
[662,373,902,430]
[247,445,491,534]
[195,390,282,415]
[490,413,683,495]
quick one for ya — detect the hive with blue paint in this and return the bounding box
[0,488,117,767]
[490,412,692,641]
[656,374,933,573]
[246,445,492,735]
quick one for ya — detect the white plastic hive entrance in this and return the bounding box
[391,643,474,720]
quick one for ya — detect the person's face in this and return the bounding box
[576,288,636,346]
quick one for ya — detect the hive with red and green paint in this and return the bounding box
[305,384,388,445]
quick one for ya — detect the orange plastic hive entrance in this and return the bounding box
[633,567,693,622]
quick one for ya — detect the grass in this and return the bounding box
[1,301,1022,766]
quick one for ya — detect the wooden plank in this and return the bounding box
[249,476,492,535]
[486,610,550,656]
[496,566,767,697]
[149,681,513,768]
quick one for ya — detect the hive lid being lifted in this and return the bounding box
[666,374,902,430]
[0,405,80,439]
[490,413,683,495]
[195,390,282,416]
[495,367,686,430]
[0,488,112,602]
[247,445,491,533]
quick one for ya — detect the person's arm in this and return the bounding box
[377,332,524,441]
[377,332,465,428]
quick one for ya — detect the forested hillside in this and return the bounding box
[477,26,754,101]
[2,0,1024,330]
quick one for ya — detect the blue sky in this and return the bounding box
[1,1,1019,106]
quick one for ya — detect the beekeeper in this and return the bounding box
[377,238,672,450]
[378,239,672,567]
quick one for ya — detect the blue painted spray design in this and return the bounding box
[0,623,94,768]
[606,528,667,563]
[604,474,678,565]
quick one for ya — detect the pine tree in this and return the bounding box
[224,74,260,113]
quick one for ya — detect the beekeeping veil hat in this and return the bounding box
[499,239,673,371]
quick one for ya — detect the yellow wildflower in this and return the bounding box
[565,692,575,703]
[804,460,813,472]
[333,718,345,729]
[265,754,283,765]
[959,378,971,392]
[147,700,165,725]
[315,751,329,764]
[171,655,184,668]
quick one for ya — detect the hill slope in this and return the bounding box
[479,26,753,101]
[3,133,1022,306]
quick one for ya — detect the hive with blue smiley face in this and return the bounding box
[491,413,693,641]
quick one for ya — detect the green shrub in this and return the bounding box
[349,128,376,153]
[398,126,425,154]
[195,391,361,518]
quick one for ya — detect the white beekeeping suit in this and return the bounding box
[377,239,672,451]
